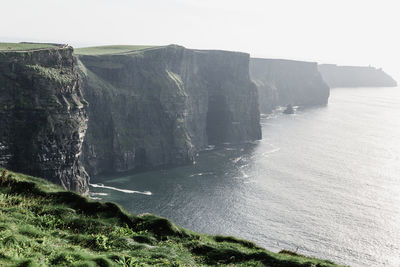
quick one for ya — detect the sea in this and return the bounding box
[90,87,400,267]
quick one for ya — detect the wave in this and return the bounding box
[189,172,214,177]
[204,145,215,151]
[89,183,152,195]
[232,157,242,163]
[240,170,249,178]
[239,163,249,169]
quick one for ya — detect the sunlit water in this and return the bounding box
[90,87,400,266]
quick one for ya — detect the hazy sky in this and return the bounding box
[2,0,399,80]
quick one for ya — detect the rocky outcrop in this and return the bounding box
[78,45,261,176]
[0,46,89,194]
[250,58,330,113]
[318,64,397,88]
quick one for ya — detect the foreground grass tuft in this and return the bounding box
[0,168,343,266]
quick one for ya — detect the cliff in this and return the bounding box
[250,58,330,113]
[77,45,261,176]
[0,44,89,194]
[318,64,397,88]
[0,168,342,266]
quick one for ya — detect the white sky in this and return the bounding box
[1,0,399,80]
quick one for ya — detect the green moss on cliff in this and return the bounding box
[75,45,159,55]
[27,64,76,85]
[0,168,342,266]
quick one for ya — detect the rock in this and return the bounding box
[250,58,330,113]
[318,64,397,88]
[0,46,89,194]
[78,45,261,176]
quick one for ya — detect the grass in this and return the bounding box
[0,168,344,266]
[0,42,58,51]
[74,45,159,55]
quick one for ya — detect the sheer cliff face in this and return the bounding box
[0,47,89,194]
[250,58,330,113]
[78,45,261,176]
[318,64,398,88]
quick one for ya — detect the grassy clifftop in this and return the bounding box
[75,45,160,55]
[0,168,342,266]
[0,42,59,51]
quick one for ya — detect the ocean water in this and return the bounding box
[90,87,400,266]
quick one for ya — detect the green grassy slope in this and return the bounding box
[0,168,343,266]
[0,42,58,51]
[75,45,159,55]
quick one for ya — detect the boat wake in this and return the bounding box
[90,192,108,196]
[89,183,152,195]
[261,144,281,156]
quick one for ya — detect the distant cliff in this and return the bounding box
[250,58,330,113]
[78,45,261,176]
[318,64,397,88]
[0,45,89,194]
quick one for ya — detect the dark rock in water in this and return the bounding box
[318,64,397,88]
[250,58,330,114]
[0,46,89,194]
[283,104,295,114]
[78,45,261,176]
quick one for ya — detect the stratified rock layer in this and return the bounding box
[250,58,330,113]
[318,64,397,88]
[0,46,89,194]
[78,45,261,176]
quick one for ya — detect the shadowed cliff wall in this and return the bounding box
[0,46,89,194]
[78,45,261,176]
